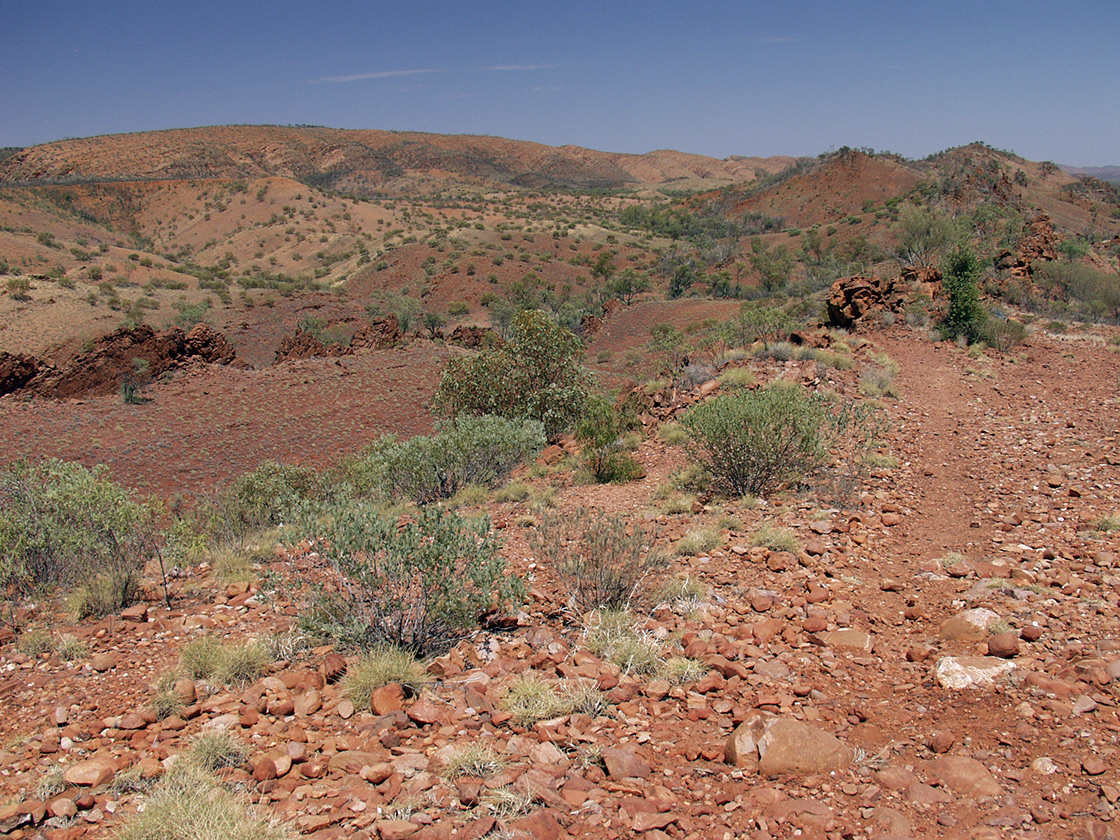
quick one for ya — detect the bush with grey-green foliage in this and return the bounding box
[301,504,522,655]
[680,385,835,497]
[342,415,545,504]
[0,458,160,595]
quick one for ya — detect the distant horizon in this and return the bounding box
[3,2,1117,168]
[3,123,1117,172]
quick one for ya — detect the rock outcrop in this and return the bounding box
[0,323,241,399]
[994,213,1059,279]
[274,316,402,364]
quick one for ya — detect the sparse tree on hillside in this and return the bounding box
[433,310,591,440]
[893,205,959,267]
[606,268,650,304]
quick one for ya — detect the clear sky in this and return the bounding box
[2,1,1116,166]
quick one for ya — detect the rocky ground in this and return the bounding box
[1,322,1119,840]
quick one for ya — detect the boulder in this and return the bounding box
[726,712,853,776]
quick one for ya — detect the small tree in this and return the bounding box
[433,310,591,440]
[0,459,161,598]
[893,205,959,267]
[606,268,650,304]
[940,245,987,343]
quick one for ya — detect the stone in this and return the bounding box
[372,683,406,715]
[64,757,116,787]
[360,762,395,784]
[406,697,447,726]
[294,689,321,716]
[1083,756,1107,776]
[633,811,677,832]
[510,810,563,840]
[602,747,651,779]
[726,712,853,776]
[929,730,955,754]
[927,755,1002,798]
[376,820,420,840]
[90,653,116,672]
[821,629,873,652]
[940,608,1000,642]
[987,632,1020,658]
[934,656,1016,689]
[49,797,77,819]
[253,756,278,781]
[121,603,148,622]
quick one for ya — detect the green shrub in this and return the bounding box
[179,636,226,680]
[433,309,591,439]
[226,461,321,528]
[530,508,666,611]
[940,245,987,343]
[441,744,507,779]
[56,634,87,661]
[500,675,604,725]
[575,395,643,484]
[361,415,546,504]
[750,522,800,553]
[980,316,1028,351]
[0,458,161,593]
[658,422,689,446]
[306,505,522,655]
[17,628,53,656]
[718,367,757,390]
[216,640,270,686]
[675,526,721,556]
[681,385,836,496]
[151,674,186,721]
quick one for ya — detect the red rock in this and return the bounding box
[90,653,116,672]
[360,762,395,784]
[927,755,1001,798]
[602,747,651,779]
[294,689,321,716]
[633,811,677,832]
[987,633,1020,658]
[406,697,446,726]
[372,683,406,715]
[119,713,146,730]
[121,604,148,623]
[253,756,278,781]
[376,820,420,840]
[64,757,116,787]
[1083,756,1107,776]
[510,810,563,840]
[48,797,77,819]
[929,730,955,753]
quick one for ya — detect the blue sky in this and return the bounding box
[3,1,1116,165]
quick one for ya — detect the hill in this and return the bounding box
[0,125,794,195]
